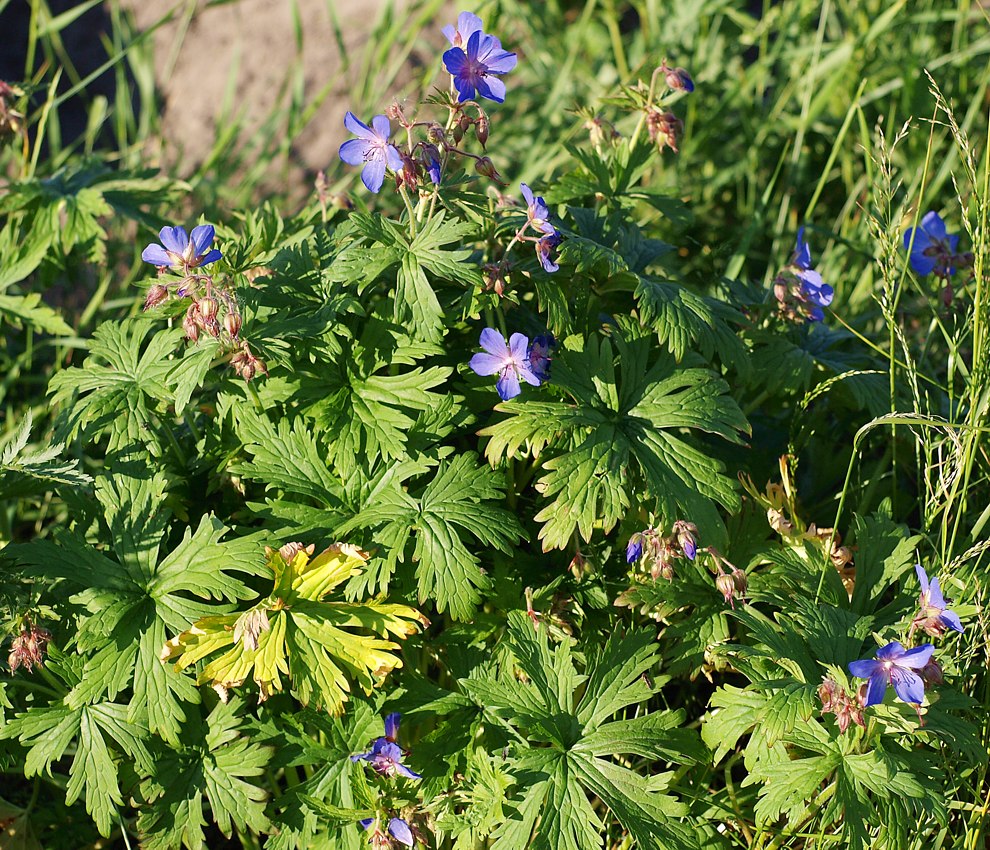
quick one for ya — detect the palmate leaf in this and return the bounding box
[462,613,708,850]
[481,324,749,550]
[0,700,152,838]
[634,277,747,366]
[336,453,525,620]
[0,410,92,501]
[10,470,265,744]
[162,544,425,713]
[337,211,482,343]
[137,699,271,850]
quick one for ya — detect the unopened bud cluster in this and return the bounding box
[626,520,699,581]
[0,80,25,137]
[8,618,51,673]
[818,678,866,733]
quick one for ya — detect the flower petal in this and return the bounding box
[908,249,938,276]
[480,47,517,74]
[890,667,925,704]
[344,111,376,140]
[792,226,812,269]
[359,819,374,829]
[496,368,521,400]
[159,226,189,254]
[470,352,506,376]
[141,244,172,266]
[848,659,880,679]
[394,762,422,780]
[518,364,541,387]
[475,74,506,103]
[895,644,935,669]
[875,641,906,662]
[441,23,457,44]
[384,712,401,740]
[190,224,215,257]
[339,138,369,166]
[451,72,477,102]
[920,210,947,240]
[361,157,387,193]
[371,114,391,141]
[198,248,222,267]
[519,182,535,207]
[927,575,947,609]
[457,12,484,39]
[385,144,404,173]
[388,818,414,846]
[914,563,930,595]
[442,45,468,74]
[863,670,888,706]
[508,332,529,362]
[939,610,964,633]
[479,327,509,357]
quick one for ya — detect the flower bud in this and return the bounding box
[672,520,698,560]
[731,567,748,596]
[476,113,490,148]
[715,572,737,607]
[661,63,694,93]
[143,283,168,311]
[183,305,200,342]
[8,621,51,673]
[919,657,944,686]
[224,311,242,339]
[385,100,408,127]
[426,122,446,145]
[199,296,218,321]
[474,156,505,185]
[646,109,683,153]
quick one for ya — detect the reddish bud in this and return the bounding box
[8,621,51,673]
[474,156,505,185]
[476,113,490,148]
[143,284,168,311]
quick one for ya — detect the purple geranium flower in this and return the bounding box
[142,224,221,271]
[526,334,554,382]
[535,231,562,274]
[796,268,834,322]
[469,328,540,400]
[848,640,935,706]
[903,211,961,277]
[350,712,421,779]
[791,226,812,270]
[626,532,644,564]
[441,11,485,48]
[339,112,404,193]
[912,564,964,637]
[520,183,555,235]
[359,817,414,847]
[442,30,517,103]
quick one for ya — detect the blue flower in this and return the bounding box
[442,30,517,103]
[912,564,964,637]
[141,224,221,271]
[774,226,834,322]
[791,226,812,270]
[903,211,961,277]
[339,112,404,193]
[526,334,554,382]
[520,183,555,235]
[469,328,540,400]
[536,231,563,274]
[626,532,644,563]
[359,817,414,847]
[441,11,485,48]
[796,268,834,322]
[848,641,935,706]
[350,712,421,779]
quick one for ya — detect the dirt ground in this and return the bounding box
[1,0,445,191]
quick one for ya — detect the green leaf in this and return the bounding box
[482,327,749,550]
[0,410,91,500]
[48,321,182,449]
[11,471,265,743]
[137,699,271,849]
[463,613,705,848]
[0,701,152,838]
[337,454,524,619]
